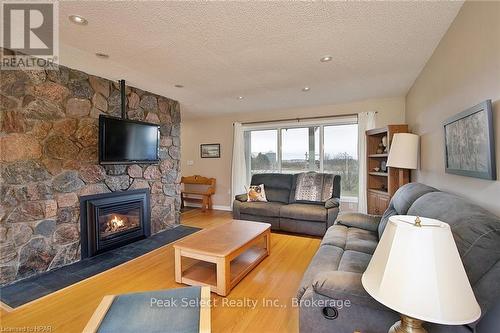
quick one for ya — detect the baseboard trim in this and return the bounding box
[184,202,232,211]
[0,300,14,312]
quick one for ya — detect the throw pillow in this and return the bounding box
[246,184,267,202]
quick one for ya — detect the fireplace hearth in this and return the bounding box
[80,189,151,258]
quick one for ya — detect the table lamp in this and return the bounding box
[362,215,481,333]
[386,133,419,188]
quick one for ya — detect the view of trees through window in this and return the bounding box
[246,123,359,200]
[324,124,358,197]
[248,130,278,173]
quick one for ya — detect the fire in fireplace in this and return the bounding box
[80,189,151,258]
[102,213,138,236]
[100,210,140,239]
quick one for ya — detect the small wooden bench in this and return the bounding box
[181,175,216,211]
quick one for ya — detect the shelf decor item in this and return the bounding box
[380,160,387,172]
[362,215,481,333]
[200,143,221,158]
[381,135,388,153]
[444,100,496,180]
[376,143,385,154]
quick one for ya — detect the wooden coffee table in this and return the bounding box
[174,220,271,296]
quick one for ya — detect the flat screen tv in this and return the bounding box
[99,115,160,164]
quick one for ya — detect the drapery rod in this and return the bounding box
[239,111,376,126]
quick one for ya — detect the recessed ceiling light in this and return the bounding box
[69,15,88,25]
[174,84,184,88]
[237,96,244,100]
[302,87,310,92]
[320,55,333,62]
[95,52,109,59]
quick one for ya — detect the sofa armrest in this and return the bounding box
[335,212,381,232]
[299,285,400,333]
[326,207,339,229]
[312,271,388,312]
[324,197,340,209]
[232,200,241,219]
[235,193,248,202]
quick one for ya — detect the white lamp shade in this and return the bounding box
[362,215,481,325]
[386,133,419,169]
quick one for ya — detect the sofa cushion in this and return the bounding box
[238,201,285,217]
[321,225,347,249]
[336,212,381,233]
[280,203,327,222]
[312,271,389,312]
[279,218,326,236]
[263,188,291,204]
[475,299,500,333]
[378,183,439,238]
[408,191,500,293]
[321,225,378,255]
[338,250,372,274]
[251,173,293,203]
[345,228,378,254]
[296,245,343,299]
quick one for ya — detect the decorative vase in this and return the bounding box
[381,161,387,172]
[376,143,384,154]
[381,135,387,148]
[381,135,388,153]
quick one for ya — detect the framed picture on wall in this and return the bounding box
[443,100,496,180]
[200,143,221,158]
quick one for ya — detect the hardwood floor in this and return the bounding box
[0,210,321,333]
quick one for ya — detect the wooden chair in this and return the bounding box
[181,175,216,212]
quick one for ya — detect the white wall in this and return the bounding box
[406,1,500,216]
[181,96,405,208]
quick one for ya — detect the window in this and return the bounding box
[323,124,359,198]
[244,118,359,209]
[281,127,319,173]
[247,130,278,174]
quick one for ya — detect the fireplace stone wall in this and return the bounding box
[0,49,181,285]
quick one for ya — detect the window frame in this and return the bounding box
[243,116,359,191]
[280,126,320,173]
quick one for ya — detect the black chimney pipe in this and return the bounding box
[119,79,126,119]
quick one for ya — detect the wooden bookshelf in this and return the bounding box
[369,172,388,177]
[368,153,388,158]
[366,125,409,215]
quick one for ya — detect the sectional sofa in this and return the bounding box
[297,183,500,333]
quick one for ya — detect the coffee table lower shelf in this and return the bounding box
[178,246,268,296]
[174,220,271,296]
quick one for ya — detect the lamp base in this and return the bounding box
[388,315,427,333]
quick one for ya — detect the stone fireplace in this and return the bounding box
[80,190,151,258]
[0,48,181,286]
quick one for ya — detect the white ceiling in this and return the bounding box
[58,1,463,119]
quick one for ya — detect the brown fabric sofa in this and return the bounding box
[232,173,341,236]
